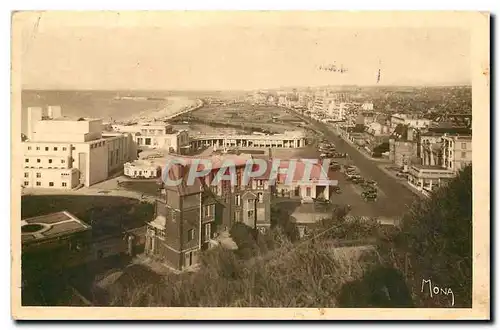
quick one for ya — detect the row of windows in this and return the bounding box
[25,158,66,164]
[90,141,106,149]
[25,172,71,178]
[233,193,264,206]
[27,146,70,151]
[185,223,212,243]
[23,181,68,187]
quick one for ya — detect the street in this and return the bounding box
[291,110,420,218]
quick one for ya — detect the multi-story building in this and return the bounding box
[390,113,431,130]
[145,154,272,270]
[189,130,307,150]
[389,126,419,168]
[22,107,136,189]
[407,132,472,196]
[327,102,348,122]
[441,134,472,172]
[111,123,189,154]
[361,102,374,111]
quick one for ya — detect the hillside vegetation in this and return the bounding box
[104,165,472,308]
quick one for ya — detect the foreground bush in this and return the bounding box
[386,165,473,307]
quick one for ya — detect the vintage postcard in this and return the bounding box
[11,11,490,320]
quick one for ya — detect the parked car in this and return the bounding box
[313,197,331,204]
[362,191,377,201]
[366,180,377,186]
[330,164,341,171]
[396,172,408,178]
[351,177,365,184]
[332,186,342,194]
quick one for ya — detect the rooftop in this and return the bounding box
[21,211,91,245]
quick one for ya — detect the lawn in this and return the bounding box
[21,195,154,238]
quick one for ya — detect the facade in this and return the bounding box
[389,139,418,168]
[390,114,431,130]
[366,122,391,137]
[145,154,272,270]
[408,133,472,196]
[273,160,333,203]
[361,103,374,111]
[441,134,472,172]
[327,102,348,122]
[190,130,307,150]
[407,165,456,196]
[23,107,136,189]
[111,123,189,153]
[419,132,444,166]
[124,160,160,179]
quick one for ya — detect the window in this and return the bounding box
[461,143,467,149]
[25,158,29,163]
[62,147,67,151]
[62,182,67,187]
[61,159,65,164]
[72,146,75,150]
[45,147,49,151]
[247,209,255,219]
[247,199,255,209]
[37,159,41,163]
[461,152,467,159]
[36,173,41,178]
[54,147,58,151]
[185,251,193,267]
[48,159,53,164]
[49,182,54,187]
[257,193,264,203]
[234,211,241,223]
[23,180,29,186]
[36,182,41,186]
[203,204,214,218]
[24,173,29,178]
[235,194,241,206]
[27,146,31,150]
[187,229,195,241]
[36,146,40,150]
[204,223,211,241]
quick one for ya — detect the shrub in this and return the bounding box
[388,165,472,307]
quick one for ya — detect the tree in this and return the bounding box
[390,165,472,307]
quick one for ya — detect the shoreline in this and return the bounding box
[115,98,204,124]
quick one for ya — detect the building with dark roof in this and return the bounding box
[145,154,272,270]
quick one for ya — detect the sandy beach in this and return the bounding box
[120,96,202,123]
[21,91,202,133]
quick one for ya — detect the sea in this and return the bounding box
[19,90,201,134]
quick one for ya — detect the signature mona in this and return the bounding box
[421,279,455,307]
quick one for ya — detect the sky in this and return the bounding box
[17,12,472,91]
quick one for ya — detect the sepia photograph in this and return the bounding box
[10,11,490,320]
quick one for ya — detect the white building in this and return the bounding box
[327,102,348,121]
[407,133,472,196]
[124,160,160,179]
[22,107,137,189]
[361,103,374,111]
[111,123,189,153]
[390,114,431,130]
[190,130,307,149]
